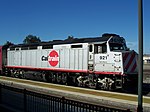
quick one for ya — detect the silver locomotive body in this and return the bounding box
[5,34,138,90]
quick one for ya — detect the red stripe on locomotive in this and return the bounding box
[5,65,122,75]
[123,51,137,73]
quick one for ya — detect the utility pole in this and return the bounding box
[138,0,143,111]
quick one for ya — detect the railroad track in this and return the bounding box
[1,65,150,96]
[0,76,149,101]
[1,70,150,96]
[0,72,150,96]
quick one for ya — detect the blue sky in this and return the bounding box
[0,0,149,53]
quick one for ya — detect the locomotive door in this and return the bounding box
[88,44,94,71]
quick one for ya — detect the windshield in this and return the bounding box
[109,43,126,51]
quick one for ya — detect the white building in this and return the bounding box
[143,54,150,64]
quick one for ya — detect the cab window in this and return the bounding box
[109,43,125,51]
[89,45,93,52]
[94,43,107,54]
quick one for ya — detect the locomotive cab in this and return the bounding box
[88,34,138,90]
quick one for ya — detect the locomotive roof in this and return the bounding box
[9,33,122,48]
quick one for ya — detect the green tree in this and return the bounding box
[4,41,14,46]
[2,41,14,49]
[23,35,41,44]
[66,35,74,40]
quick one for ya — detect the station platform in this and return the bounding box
[0,76,150,111]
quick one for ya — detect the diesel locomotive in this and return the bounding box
[0,33,138,90]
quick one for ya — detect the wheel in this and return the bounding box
[51,73,57,83]
[62,73,67,84]
[19,70,25,79]
[56,73,62,83]
[45,72,52,82]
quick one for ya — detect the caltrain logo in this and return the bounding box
[41,50,59,67]
[48,50,59,67]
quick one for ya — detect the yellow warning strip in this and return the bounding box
[0,76,150,104]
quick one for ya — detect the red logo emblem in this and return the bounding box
[48,50,59,67]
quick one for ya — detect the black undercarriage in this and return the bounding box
[1,67,138,92]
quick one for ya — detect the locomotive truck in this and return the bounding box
[0,33,138,90]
